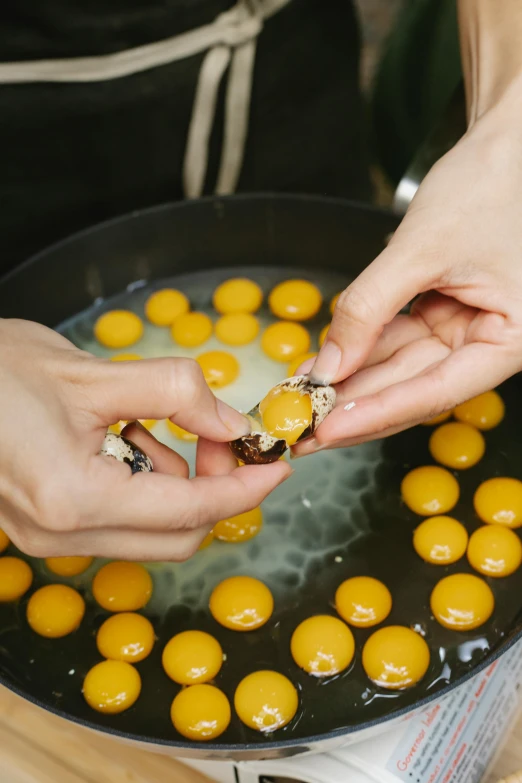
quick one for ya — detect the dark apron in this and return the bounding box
[0,0,370,276]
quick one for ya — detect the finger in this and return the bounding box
[196,437,239,477]
[121,422,189,478]
[87,357,251,440]
[85,457,292,531]
[309,240,443,386]
[308,341,517,449]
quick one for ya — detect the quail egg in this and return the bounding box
[101,433,153,473]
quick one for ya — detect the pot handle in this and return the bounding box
[392,84,467,215]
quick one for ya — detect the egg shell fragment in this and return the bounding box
[229,375,336,465]
[101,433,153,473]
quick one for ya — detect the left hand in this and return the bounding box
[293,105,522,455]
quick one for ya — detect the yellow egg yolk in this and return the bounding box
[92,561,153,612]
[215,313,260,346]
[401,466,460,516]
[213,507,263,543]
[110,352,142,362]
[473,478,522,528]
[319,324,330,348]
[171,684,231,741]
[0,557,33,601]
[287,352,317,377]
[234,671,298,732]
[97,612,155,662]
[429,422,485,470]
[209,576,273,631]
[421,411,453,426]
[259,388,313,446]
[27,584,85,638]
[454,390,505,430]
[171,312,213,347]
[335,576,392,628]
[330,293,340,315]
[198,529,215,550]
[290,615,355,677]
[94,310,144,349]
[268,279,322,321]
[0,530,9,554]
[145,288,189,326]
[213,278,263,314]
[162,630,223,685]
[196,350,240,388]
[261,321,311,362]
[83,660,141,714]
[413,516,468,565]
[362,626,430,690]
[166,420,198,441]
[430,573,494,630]
[45,556,94,577]
[467,524,522,577]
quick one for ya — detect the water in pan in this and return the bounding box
[1,265,521,748]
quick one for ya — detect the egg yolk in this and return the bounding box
[145,288,189,326]
[287,352,317,377]
[209,576,273,631]
[259,388,313,446]
[213,278,263,315]
[45,556,94,577]
[171,684,231,741]
[166,420,198,442]
[467,524,522,577]
[454,390,505,430]
[94,310,144,349]
[401,465,460,516]
[290,615,355,677]
[0,530,9,554]
[198,529,215,550]
[413,516,468,565]
[330,293,340,315]
[196,350,240,388]
[0,557,33,602]
[214,507,263,543]
[268,280,322,321]
[261,321,311,362]
[97,612,155,662]
[234,671,298,732]
[27,584,85,638]
[335,576,392,628]
[162,630,223,684]
[362,626,430,690]
[421,411,453,426]
[110,353,142,362]
[92,561,153,612]
[215,313,260,346]
[430,573,494,630]
[83,660,141,714]
[473,478,522,528]
[171,312,213,347]
[319,324,330,348]
[429,422,485,470]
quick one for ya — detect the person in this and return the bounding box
[2,0,520,559]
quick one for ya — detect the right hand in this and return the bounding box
[0,319,291,561]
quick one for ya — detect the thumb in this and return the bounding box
[87,356,251,441]
[309,242,439,385]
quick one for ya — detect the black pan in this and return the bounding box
[1,194,522,761]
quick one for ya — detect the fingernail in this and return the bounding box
[309,341,341,386]
[344,401,356,412]
[216,399,252,437]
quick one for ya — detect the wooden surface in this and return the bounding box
[0,684,520,783]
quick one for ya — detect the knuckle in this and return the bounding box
[163,358,204,400]
[336,282,379,328]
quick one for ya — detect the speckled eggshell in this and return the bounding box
[229,375,336,465]
[100,433,153,473]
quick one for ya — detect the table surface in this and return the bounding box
[0,686,520,783]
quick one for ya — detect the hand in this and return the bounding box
[0,319,291,559]
[295,106,522,454]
